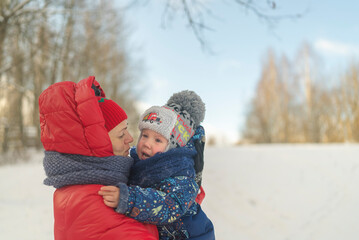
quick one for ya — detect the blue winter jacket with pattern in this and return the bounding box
[116,146,199,239]
[115,127,215,239]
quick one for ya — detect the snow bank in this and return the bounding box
[0,150,54,240]
[202,144,359,240]
[1,145,359,240]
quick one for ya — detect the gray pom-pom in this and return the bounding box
[166,90,206,125]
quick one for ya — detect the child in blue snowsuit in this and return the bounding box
[99,90,215,239]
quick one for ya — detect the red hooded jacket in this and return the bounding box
[39,76,158,240]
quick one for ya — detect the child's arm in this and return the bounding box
[101,176,199,225]
[123,176,199,225]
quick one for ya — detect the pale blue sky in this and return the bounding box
[120,0,359,144]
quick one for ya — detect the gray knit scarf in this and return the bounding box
[43,151,134,188]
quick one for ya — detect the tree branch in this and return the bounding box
[181,0,207,49]
[0,0,33,22]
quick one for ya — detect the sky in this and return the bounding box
[119,0,359,145]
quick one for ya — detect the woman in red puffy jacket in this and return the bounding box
[39,76,158,240]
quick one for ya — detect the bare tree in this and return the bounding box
[0,0,41,154]
[243,49,282,143]
[275,55,299,142]
[243,44,333,144]
[294,43,325,142]
[0,0,141,160]
[242,43,359,144]
[0,0,47,75]
[340,62,359,142]
[69,1,140,137]
[317,87,344,142]
[121,0,303,51]
[168,0,302,50]
[30,8,52,148]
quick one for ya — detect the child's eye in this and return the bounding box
[155,138,162,143]
[119,134,125,139]
[142,134,148,138]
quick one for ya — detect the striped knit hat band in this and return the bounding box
[97,97,127,132]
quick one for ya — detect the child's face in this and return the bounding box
[137,129,168,160]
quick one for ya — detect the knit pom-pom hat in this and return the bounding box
[138,106,177,143]
[165,90,205,149]
[166,90,206,125]
[138,90,205,150]
[97,97,128,132]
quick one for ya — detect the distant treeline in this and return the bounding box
[242,44,359,143]
[0,0,140,160]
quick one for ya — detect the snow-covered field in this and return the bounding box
[1,145,359,240]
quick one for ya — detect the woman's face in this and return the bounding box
[108,120,133,156]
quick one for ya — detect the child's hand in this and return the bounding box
[98,186,120,208]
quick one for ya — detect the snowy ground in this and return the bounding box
[1,145,359,240]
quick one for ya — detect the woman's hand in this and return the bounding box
[98,186,120,208]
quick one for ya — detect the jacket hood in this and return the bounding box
[39,76,114,157]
